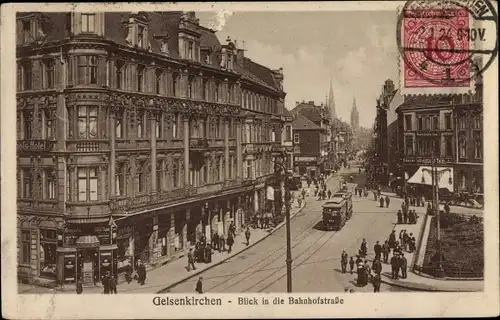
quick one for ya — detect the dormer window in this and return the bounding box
[81,13,96,33]
[138,25,145,48]
[161,40,169,54]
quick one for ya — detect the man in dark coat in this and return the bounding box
[397,210,403,224]
[400,253,408,279]
[245,227,251,246]
[403,207,408,224]
[187,248,196,272]
[76,280,83,294]
[372,258,383,275]
[382,240,390,263]
[340,250,348,273]
[138,261,146,285]
[349,257,355,274]
[385,196,390,208]
[195,277,203,294]
[372,273,381,293]
[227,233,234,253]
[390,254,400,279]
[389,230,397,248]
[374,241,382,261]
[205,243,212,263]
[219,234,225,252]
[212,232,219,251]
[125,259,132,284]
[379,196,385,208]
[109,274,117,294]
[102,272,110,294]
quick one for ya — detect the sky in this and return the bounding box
[196,11,400,128]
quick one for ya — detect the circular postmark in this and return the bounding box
[396,0,498,88]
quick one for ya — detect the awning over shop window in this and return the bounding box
[75,235,100,249]
[407,166,454,192]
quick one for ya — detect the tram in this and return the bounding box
[322,192,353,231]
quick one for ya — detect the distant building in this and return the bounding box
[291,114,327,177]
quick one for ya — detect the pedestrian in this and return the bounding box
[356,262,364,286]
[399,230,405,248]
[212,232,219,251]
[372,273,381,293]
[374,240,382,261]
[397,210,403,224]
[219,233,225,252]
[328,189,332,199]
[349,257,355,274]
[403,208,408,224]
[403,231,409,252]
[195,277,203,294]
[427,202,433,215]
[227,233,234,253]
[138,260,146,285]
[125,259,132,284]
[400,253,408,279]
[298,197,302,208]
[102,272,110,294]
[245,227,251,246]
[340,250,348,273]
[382,240,390,263]
[379,196,385,208]
[205,243,212,263]
[372,258,383,275]
[359,238,367,257]
[187,248,196,272]
[389,230,397,248]
[390,254,400,279]
[385,196,390,208]
[109,274,117,294]
[373,191,377,201]
[76,279,83,294]
[364,260,372,285]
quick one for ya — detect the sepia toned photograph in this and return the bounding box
[2,1,498,319]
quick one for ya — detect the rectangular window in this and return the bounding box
[116,60,124,89]
[22,63,32,90]
[137,162,146,193]
[22,168,32,198]
[77,167,98,201]
[81,13,96,33]
[188,41,193,60]
[45,59,55,89]
[473,131,482,159]
[137,66,144,92]
[417,117,423,131]
[445,135,453,157]
[445,113,452,130]
[202,79,208,100]
[137,110,144,139]
[405,115,412,131]
[228,84,233,103]
[405,136,413,156]
[21,230,30,265]
[23,111,32,139]
[459,132,467,158]
[215,117,221,138]
[293,133,299,143]
[459,117,467,130]
[44,110,54,139]
[89,56,98,84]
[215,83,220,102]
[188,77,194,98]
[22,20,31,43]
[138,25,145,48]
[155,113,162,139]
[77,56,98,85]
[172,159,179,188]
[172,113,178,139]
[156,161,163,191]
[115,110,123,139]
[432,116,439,130]
[246,160,252,179]
[473,115,481,129]
[115,163,126,196]
[286,126,292,141]
[172,73,178,96]
[44,169,55,199]
[78,106,98,139]
[228,155,234,179]
[155,70,162,94]
[271,128,276,142]
[39,229,57,278]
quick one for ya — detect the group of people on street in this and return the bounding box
[353,186,369,198]
[102,271,118,294]
[397,199,419,224]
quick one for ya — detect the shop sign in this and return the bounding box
[296,156,316,162]
[17,139,55,152]
[403,157,453,165]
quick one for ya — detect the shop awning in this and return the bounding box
[75,235,100,249]
[407,166,454,192]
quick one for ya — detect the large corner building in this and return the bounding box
[16,11,290,285]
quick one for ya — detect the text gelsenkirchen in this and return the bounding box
[153,296,222,306]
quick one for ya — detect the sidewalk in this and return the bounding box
[19,197,308,295]
[380,191,484,216]
[375,196,483,292]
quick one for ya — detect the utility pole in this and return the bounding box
[275,151,292,292]
[422,153,451,278]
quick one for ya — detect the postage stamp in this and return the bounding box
[397,0,498,93]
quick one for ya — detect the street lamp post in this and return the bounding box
[422,155,451,278]
[274,151,292,293]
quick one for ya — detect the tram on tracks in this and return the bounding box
[322,192,353,231]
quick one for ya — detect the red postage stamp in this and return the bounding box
[401,8,471,88]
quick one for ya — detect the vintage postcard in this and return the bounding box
[1,1,499,319]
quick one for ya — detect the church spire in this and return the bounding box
[328,77,336,120]
[350,94,359,131]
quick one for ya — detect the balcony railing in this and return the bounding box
[189,138,209,150]
[67,140,108,152]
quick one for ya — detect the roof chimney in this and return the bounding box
[236,40,245,66]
